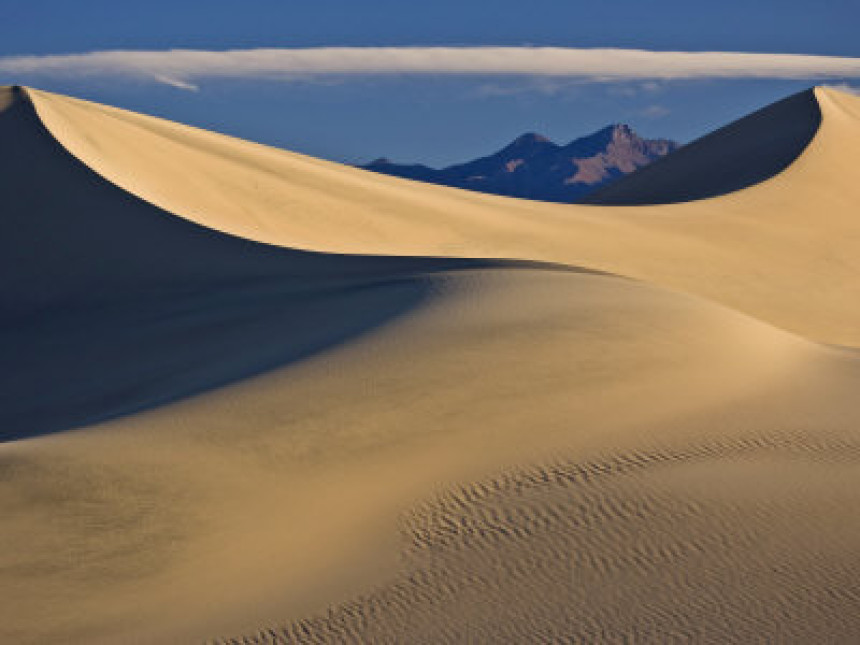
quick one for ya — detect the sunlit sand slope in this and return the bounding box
[30,85,860,346]
[0,86,493,440]
[2,85,860,643]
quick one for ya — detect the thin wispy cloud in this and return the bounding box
[2,47,860,91]
[641,105,671,119]
[150,74,200,92]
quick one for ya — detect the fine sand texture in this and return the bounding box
[2,84,860,643]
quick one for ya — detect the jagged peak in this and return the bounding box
[493,132,558,158]
[589,123,638,141]
[611,123,636,139]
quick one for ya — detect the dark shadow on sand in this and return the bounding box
[582,89,821,206]
[0,86,489,441]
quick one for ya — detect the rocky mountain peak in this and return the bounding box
[361,124,680,203]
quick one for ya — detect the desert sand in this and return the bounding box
[2,83,860,643]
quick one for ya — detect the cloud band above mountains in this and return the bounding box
[2,47,859,90]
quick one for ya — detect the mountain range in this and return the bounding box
[361,124,679,203]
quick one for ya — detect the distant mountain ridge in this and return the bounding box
[361,124,679,203]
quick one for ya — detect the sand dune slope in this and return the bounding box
[0,85,493,440]
[582,88,822,205]
[2,85,860,643]
[30,84,860,345]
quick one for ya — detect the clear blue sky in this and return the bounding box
[3,0,858,165]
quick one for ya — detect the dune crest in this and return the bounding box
[581,88,822,205]
[0,85,497,440]
[28,85,860,345]
[3,85,860,643]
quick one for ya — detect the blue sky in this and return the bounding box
[3,1,859,165]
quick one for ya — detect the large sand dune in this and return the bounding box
[582,88,823,205]
[2,84,860,643]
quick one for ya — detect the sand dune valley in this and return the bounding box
[3,82,860,643]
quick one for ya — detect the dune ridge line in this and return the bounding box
[2,84,860,643]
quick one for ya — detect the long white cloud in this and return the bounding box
[2,47,859,90]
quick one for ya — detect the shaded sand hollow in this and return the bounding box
[2,84,860,642]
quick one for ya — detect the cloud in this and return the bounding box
[606,81,664,98]
[641,105,671,119]
[1,47,860,90]
[151,74,199,91]
[472,77,579,98]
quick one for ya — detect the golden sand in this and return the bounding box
[2,85,860,642]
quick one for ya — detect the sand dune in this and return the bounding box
[29,85,860,345]
[0,85,495,440]
[582,88,823,205]
[2,85,860,643]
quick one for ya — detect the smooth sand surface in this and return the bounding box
[581,88,823,205]
[29,85,860,346]
[2,85,860,643]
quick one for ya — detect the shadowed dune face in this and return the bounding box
[0,86,494,440]
[3,84,860,644]
[0,87,451,311]
[6,267,852,645]
[581,89,822,205]
[2,276,436,440]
